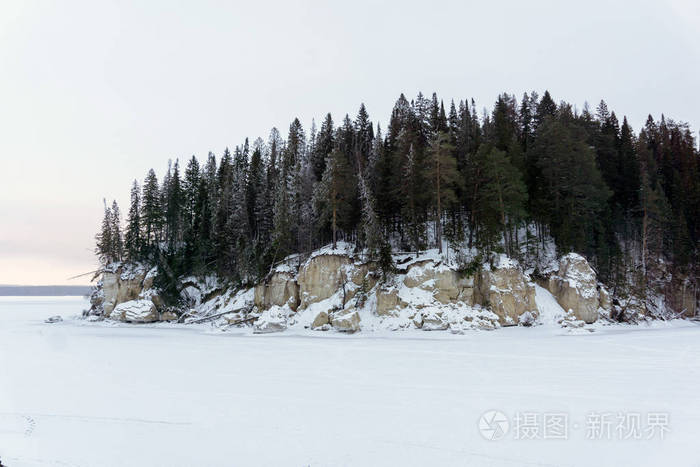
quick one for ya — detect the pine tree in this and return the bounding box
[354,104,374,172]
[311,113,334,181]
[183,156,201,234]
[124,180,141,261]
[474,146,527,254]
[428,131,462,253]
[96,91,700,313]
[194,152,217,272]
[401,143,426,251]
[358,173,383,257]
[618,117,641,211]
[141,168,162,252]
[110,200,123,261]
[95,199,113,264]
[165,159,184,252]
[532,118,610,254]
[246,144,265,239]
[315,148,354,249]
[534,90,557,128]
[639,166,671,278]
[271,174,294,262]
[182,156,201,270]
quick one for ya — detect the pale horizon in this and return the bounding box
[1,0,699,285]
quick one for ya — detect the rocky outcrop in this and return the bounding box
[94,263,171,321]
[298,254,353,308]
[474,255,537,326]
[545,253,602,324]
[101,265,149,316]
[96,247,668,332]
[403,261,475,305]
[254,271,299,310]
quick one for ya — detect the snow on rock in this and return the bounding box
[294,292,342,330]
[180,284,202,307]
[545,253,602,324]
[111,299,158,323]
[444,305,500,332]
[534,284,566,326]
[474,255,537,326]
[142,267,158,290]
[518,311,536,326]
[420,307,449,331]
[402,260,473,304]
[253,305,293,334]
[306,241,355,260]
[330,308,361,332]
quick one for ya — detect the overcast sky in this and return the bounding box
[1,0,698,285]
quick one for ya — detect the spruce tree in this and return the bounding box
[141,169,162,252]
[428,131,462,253]
[124,180,142,261]
[314,148,354,249]
[311,114,334,182]
[358,173,383,257]
[474,146,527,255]
[182,156,201,271]
[109,200,123,262]
[95,199,113,264]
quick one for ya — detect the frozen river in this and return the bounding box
[1,296,699,466]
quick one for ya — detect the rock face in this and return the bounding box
[101,264,148,316]
[375,288,406,316]
[254,272,299,310]
[403,261,474,305]
[474,256,537,326]
[110,299,158,323]
[545,253,601,324]
[95,249,631,331]
[298,254,353,308]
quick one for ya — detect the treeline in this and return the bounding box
[96,91,699,297]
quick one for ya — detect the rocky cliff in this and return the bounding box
[90,263,177,323]
[89,244,634,333]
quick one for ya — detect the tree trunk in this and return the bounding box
[332,186,337,250]
[437,151,442,253]
[495,169,507,255]
[641,202,648,279]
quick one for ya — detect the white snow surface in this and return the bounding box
[534,284,567,326]
[2,296,700,466]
